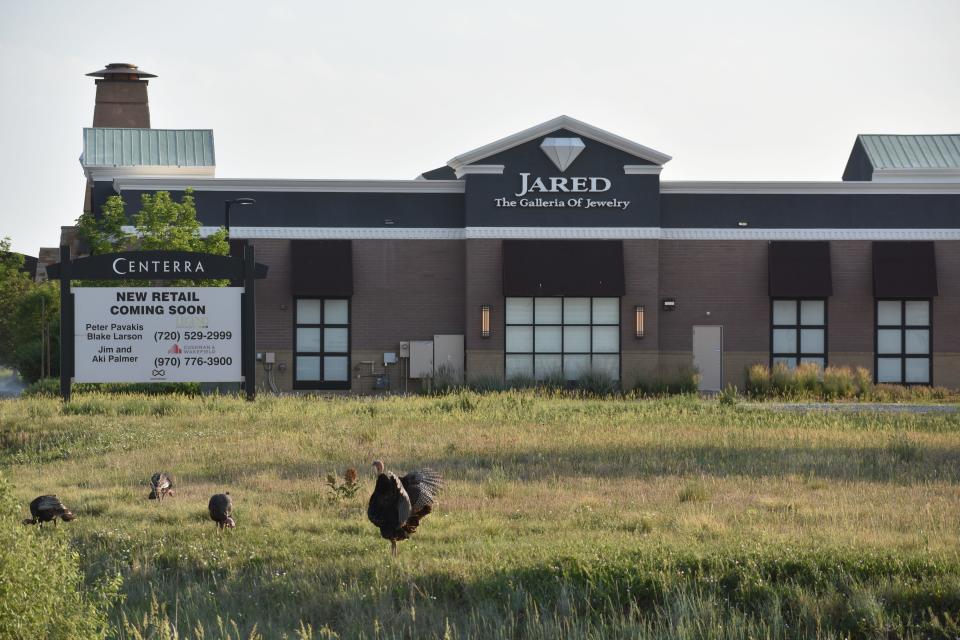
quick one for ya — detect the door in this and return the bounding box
[693,325,723,392]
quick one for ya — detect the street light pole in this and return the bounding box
[224,198,257,237]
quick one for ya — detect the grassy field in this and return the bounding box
[3,391,960,638]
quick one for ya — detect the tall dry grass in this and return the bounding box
[2,391,960,638]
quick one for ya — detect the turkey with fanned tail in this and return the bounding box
[367,460,443,557]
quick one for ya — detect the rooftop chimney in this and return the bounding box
[87,63,156,128]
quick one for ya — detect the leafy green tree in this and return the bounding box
[0,237,33,368]
[9,282,59,382]
[76,188,228,256]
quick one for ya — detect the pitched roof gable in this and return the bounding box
[446,115,671,171]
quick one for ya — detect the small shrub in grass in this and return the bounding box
[854,366,873,398]
[21,377,59,397]
[325,467,361,502]
[431,363,460,395]
[633,365,701,396]
[745,363,771,398]
[770,363,794,397]
[505,374,536,389]
[794,362,822,396]
[719,384,738,406]
[577,368,620,396]
[678,480,709,503]
[823,366,856,399]
[539,370,568,391]
[468,375,506,393]
[484,467,509,499]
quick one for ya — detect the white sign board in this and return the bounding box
[73,287,243,383]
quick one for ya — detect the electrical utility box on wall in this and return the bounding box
[409,341,434,379]
[433,334,464,384]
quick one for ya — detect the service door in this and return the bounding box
[693,325,723,392]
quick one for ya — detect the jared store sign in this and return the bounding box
[493,136,631,211]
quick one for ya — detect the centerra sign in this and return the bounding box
[495,173,630,210]
[46,248,269,401]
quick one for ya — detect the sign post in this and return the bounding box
[47,249,268,402]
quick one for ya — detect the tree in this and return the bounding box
[76,188,228,256]
[0,237,33,368]
[9,282,59,382]
[75,188,229,286]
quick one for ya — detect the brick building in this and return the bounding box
[75,64,960,392]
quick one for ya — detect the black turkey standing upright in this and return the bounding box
[22,495,76,527]
[367,460,442,557]
[208,492,235,531]
[149,472,175,501]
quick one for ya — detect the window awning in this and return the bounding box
[872,241,937,298]
[290,240,353,296]
[768,241,833,298]
[502,240,625,297]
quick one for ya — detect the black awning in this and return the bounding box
[873,241,937,298]
[768,241,833,297]
[290,240,353,296]
[502,240,625,297]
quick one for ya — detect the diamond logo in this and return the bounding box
[540,137,586,172]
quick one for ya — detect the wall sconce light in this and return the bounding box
[662,298,676,311]
[634,305,645,339]
[481,305,491,338]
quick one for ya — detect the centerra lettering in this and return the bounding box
[111,258,206,275]
[515,173,612,198]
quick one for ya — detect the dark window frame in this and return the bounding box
[770,297,828,369]
[504,296,621,382]
[874,298,933,386]
[293,296,351,391]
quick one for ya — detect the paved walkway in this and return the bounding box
[745,402,959,414]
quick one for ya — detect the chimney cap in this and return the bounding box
[86,63,156,79]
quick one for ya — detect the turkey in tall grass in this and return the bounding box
[208,492,235,531]
[148,472,175,501]
[22,495,76,528]
[367,460,442,557]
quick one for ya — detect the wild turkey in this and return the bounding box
[367,460,443,557]
[148,472,175,501]
[208,493,235,530]
[21,495,76,528]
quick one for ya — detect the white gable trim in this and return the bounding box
[623,165,663,175]
[446,115,672,171]
[454,164,505,178]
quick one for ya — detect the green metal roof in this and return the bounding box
[859,134,960,170]
[82,128,215,167]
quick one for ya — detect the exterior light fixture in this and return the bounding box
[662,298,676,311]
[224,198,257,235]
[481,305,491,338]
[737,221,748,227]
[635,305,645,339]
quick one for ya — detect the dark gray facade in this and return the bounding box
[82,115,960,392]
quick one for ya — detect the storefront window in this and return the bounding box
[294,298,350,389]
[771,299,826,370]
[505,297,619,381]
[876,299,931,384]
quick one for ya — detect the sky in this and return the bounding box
[1,0,958,255]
